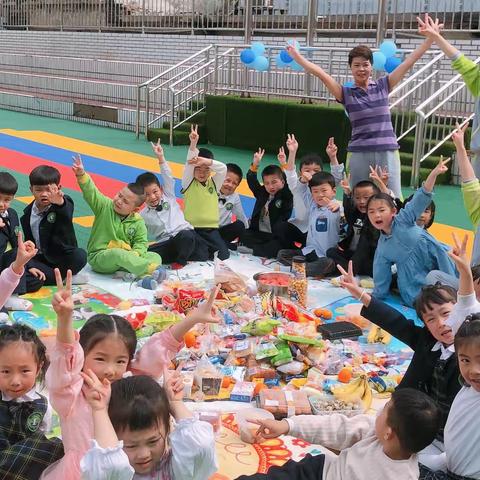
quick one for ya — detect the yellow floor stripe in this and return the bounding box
[429,223,474,257]
[15,195,34,204]
[73,216,95,227]
[0,129,254,197]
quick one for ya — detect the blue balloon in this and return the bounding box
[251,41,266,56]
[344,80,355,87]
[384,56,402,73]
[373,51,387,71]
[275,52,287,68]
[280,49,293,63]
[240,49,256,65]
[290,61,303,71]
[379,40,397,58]
[252,55,269,72]
[286,39,301,51]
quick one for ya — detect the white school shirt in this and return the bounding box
[296,181,342,257]
[140,162,193,243]
[30,202,50,252]
[286,414,419,480]
[447,292,480,335]
[218,191,249,228]
[285,164,344,233]
[80,417,217,480]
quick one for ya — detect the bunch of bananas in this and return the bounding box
[367,326,392,344]
[331,374,373,410]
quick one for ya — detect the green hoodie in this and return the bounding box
[77,173,149,261]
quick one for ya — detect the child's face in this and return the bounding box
[458,341,480,392]
[350,56,372,84]
[422,301,455,345]
[263,174,285,196]
[113,187,141,216]
[0,192,14,215]
[83,335,130,383]
[353,186,375,214]
[300,163,321,178]
[194,165,211,183]
[30,184,58,209]
[221,172,241,196]
[367,199,396,231]
[310,183,336,207]
[416,207,433,228]
[143,183,163,208]
[119,423,167,475]
[0,341,40,399]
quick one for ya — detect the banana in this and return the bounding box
[367,326,392,344]
[331,376,364,403]
[360,376,373,410]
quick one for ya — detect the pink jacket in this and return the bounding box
[41,328,182,480]
[0,265,22,309]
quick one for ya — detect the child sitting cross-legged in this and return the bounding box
[239,148,293,258]
[277,170,342,277]
[73,154,162,280]
[237,388,440,480]
[182,125,228,260]
[135,140,209,269]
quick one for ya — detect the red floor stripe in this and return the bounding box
[0,147,123,197]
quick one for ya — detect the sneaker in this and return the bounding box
[137,276,158,290]
[237,246,254,255]
[114,271,137,282]
[72,272,90,285]
[152,266,167,282]
[169,263,185,270]
[4,296,33,311]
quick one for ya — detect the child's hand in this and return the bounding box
[151,139,165,163]
[431,155,451,177]
[417,13,444,39]
[186,285,220,326]
[253,148,265,167]
[337,261,364,299]
[326,199,341,213]
[188,156,212,168]
[28,267,46,282]
[299,171,313,184]
[189,124,199,147]
[81,369,111,411]
[11,232,37,275]
[52,268,74,321]
[369,165,389,187]
[72,154,85,176]
[163,368,184,402]
[285,44,301,61]
[326,137,338,160]
[47,184,65,205]
[340,173,351,195]
[277,147,287,167]
[451,122,468,149]
[448,232,470,272]
[286,134,298,154]
[250,418,289,440]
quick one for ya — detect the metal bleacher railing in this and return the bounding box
[0,0,478,39]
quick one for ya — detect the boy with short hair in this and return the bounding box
[218,163,249,250]
[182,125,229,260]
[136,141,209,268]
[277,171,342,277]
[276,135,345,250]
[21,165,87,285]
[72,155,161,277]
[239,388,440,480]
[0,172,42,309]
[239,148,293,258]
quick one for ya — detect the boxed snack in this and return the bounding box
[230,382,256,402]
[194,355,223,396]
[257,389,311,418]
[309,394,363,417]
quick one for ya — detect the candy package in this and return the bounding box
[194,355,223,396]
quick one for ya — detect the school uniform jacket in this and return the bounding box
[0,208,20,258]
[247,168,293,232]
[20,196,79,264]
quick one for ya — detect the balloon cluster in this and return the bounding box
[373,40,402,73]
[239,40,304,72]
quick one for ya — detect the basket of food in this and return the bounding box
[308,394,364,417]
[253,272,293,298]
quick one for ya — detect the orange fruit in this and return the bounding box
[184,331,197,348]
[338,367,353,383]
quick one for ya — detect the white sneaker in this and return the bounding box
[237,246,254,255]
[71,272,90,285]
[4,295,33,311]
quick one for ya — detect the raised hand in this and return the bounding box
[285,44,301,62]
[11,232,37,275]
[448,232,470,272]
[72,154,85,177]
[417,13,444,38]
[151,139,165,163]
[28,268,46,282]
[253,148,265,167]
[163,368,185,402]
[326,199,341,213]
[47,184,65,206]
[250,418,289,440]
[187,156,212,168]
[340,172,351,195]
[277,147,287,167]
[299,170,313,184]
[52,268,74,321]
[337,261,363,299]
[189,124,199,147]
[432,155,451,177]
[81,369,111,411]
[286,134,298,154]
[451,121,469,149]
[186,285,220,326]
[326,137,338,160]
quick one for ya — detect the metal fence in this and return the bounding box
[0,0,478,37]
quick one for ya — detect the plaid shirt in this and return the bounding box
[0,394,64,480]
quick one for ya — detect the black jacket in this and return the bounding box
[362,297,461,430]
[0,208,20,259]
[247,169,293,232]
[21,195,79,264]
